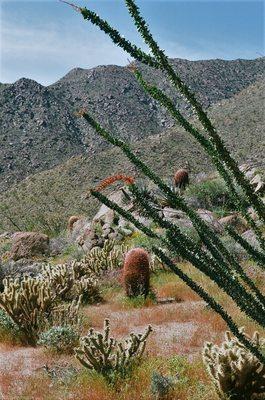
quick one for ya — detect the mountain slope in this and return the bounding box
[0,78,85,189]
[0,57,264,191]
[0,78,264,234]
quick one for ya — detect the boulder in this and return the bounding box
[102,228,111,237]
[49,236,69,256]
[241,230,262,251]
[197,209,215,225]
[102,223,112,231]
[119,227,133,236]
[10,232,50,261]
[163,207,185,221]
[218,214,237,227]
[175,218,193,229]
[103,210,116,225]
[197,209,224,232]
[70,218,91,242]
[217,214,248,233]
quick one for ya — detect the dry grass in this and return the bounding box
[7,355,217,400]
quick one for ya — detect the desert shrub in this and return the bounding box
[0,239,11,258]
[0,308,18,332]
[75,318,152,383]
[177,225,201,245]
[220,235,247,261]
[0,307,21,343]
[120,290,157,309]
[122,248,150,297]
[124,231,161,252]
[185,178,235,211]
[43,364,78,385]
[38,325,79,354]
[150,371,175,399]
[203,330,265,400]
[54,241,84,262]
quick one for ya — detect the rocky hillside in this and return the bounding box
[0,78,85,189]
[0,57,264,191]
[0,77,264,234]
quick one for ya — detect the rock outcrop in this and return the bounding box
[10,232,50,261]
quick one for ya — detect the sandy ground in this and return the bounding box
[0,300,208,399]
[0,345,46,399]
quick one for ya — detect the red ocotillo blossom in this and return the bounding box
[93,175,135,192]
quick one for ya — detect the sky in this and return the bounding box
[0,0,264,85]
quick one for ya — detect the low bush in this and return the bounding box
[119,291,157,309]
[220,235,247,261]
[150,371,175,399]
[124,231,161,252]
[38,325,80,354]
[185,178,236,211]
[0,308,21,343]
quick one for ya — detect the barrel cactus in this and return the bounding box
[122,248,150,297]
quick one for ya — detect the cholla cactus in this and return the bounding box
[74,276,101,304]
[0,276,56,345]
[150,250,167,272]
[42,263,74,299]
[75,318,152,381]
[79,239,127,277]
[122,248,150,297]
[0,276,82,345]
[49,296,81,328]
[203,330,265,399]
[42,263,100,304]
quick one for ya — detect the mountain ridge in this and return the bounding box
[0,57,264,191]
[0,76,264,234]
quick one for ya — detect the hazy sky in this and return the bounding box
[0,0,264,85]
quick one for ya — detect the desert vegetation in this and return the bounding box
[0,0,264,399]
[0,247,264,398]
